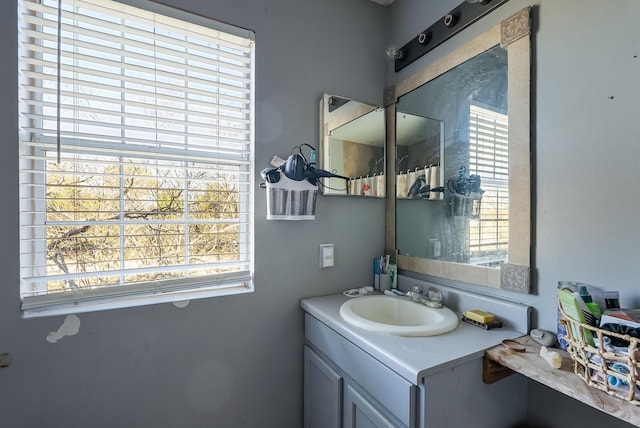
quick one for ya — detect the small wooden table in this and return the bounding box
[484,335,640,426]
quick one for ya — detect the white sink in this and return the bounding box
[339,295,459,337]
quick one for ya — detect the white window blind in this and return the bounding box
[19,0,255,317]
[468,104,508,261]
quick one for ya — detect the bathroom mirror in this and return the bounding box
[319,94,385,196]
[385,8,532,292]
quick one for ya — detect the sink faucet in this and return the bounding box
[387,286,444,308]
[409,289,444,308]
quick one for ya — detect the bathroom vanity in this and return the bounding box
[301,291,531,428]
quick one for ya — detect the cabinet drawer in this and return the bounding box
[305,314,416,427]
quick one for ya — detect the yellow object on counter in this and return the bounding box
[464,309,496,324]
[540,346,562,369]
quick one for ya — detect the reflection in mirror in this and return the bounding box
[396,45,508,266]
[395,114,444,201]
[319,94,385,196]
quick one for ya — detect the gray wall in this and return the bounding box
[0,0,386,427]
[389,0,640,427]
[3,0,640,427]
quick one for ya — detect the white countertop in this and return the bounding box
[300,292,528,384]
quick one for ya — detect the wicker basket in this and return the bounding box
[559,303,640,405]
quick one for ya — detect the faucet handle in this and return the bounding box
[428,289,442,301]
[426,289,444,308]
[411,285,424,295]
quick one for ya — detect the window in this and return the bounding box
[19,0,255,317]
[468,104,508,265]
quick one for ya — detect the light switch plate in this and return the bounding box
[319,244,334,268]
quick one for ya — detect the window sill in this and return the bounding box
[21,279,254,318]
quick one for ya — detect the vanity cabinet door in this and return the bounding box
[304,346,342,428]
[344,384,396,428]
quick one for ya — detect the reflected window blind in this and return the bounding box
[468,104,508,256]
[19,0,255,316]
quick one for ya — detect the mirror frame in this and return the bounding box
[384,8,532,292]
